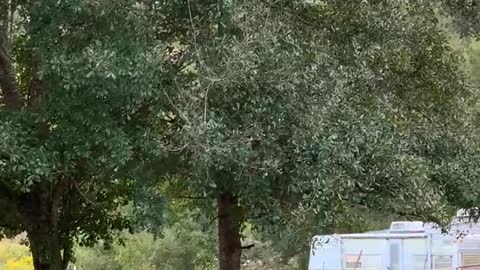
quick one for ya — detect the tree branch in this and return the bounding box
[72,179,106,207]
[209,214,227,226]
[27,53,43,107]
[241,244,255,249]
[0,35,22,109]
[175,195,210,200]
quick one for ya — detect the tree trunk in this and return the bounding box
[61,244,72,270]
[22,183,65,270]
[0,30,22,109]
[27,224,63,270]
[218,192,242,270]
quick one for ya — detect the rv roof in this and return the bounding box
[340,232,427,239]
[389,221,425,233]
[311,221,480,241]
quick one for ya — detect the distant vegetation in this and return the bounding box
[0,240,32,270]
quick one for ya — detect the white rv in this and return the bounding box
[309,218,480,270]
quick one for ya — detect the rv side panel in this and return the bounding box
[341,238,387,270]
[308,235,341,270]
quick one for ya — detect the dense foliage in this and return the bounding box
[74,208,216,270]
[0,1,168,269]
[161,0,477,268]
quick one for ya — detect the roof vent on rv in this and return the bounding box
[457,209,468,218]
[454,208,480,224]
[389,221,425,233]
[456,208,479,218]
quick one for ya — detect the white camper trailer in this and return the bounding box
[308,220,480,270]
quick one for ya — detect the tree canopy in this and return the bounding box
[0,1,168,269]
[160,0,477,268]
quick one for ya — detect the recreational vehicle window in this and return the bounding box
[433,255,453,270]
[462,253,480,266]
[343,255,383,269]
[390,240,401,270]
[412,255,428,270]
[344,255,361,268]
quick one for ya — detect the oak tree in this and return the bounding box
[160,1,476,269]
[0,1,166,269]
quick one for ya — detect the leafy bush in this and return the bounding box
[74,245,119,270]
[75,210,216,270]
[464,39,480,87]
[0,240,32,270]
[5,256,33,270]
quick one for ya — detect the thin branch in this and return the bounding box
[241,244,255,249]
[208,214,227,226]
[260,0,318,27]
[72,180,106,207]
[163,83,192,126]
[174,195,210,200]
